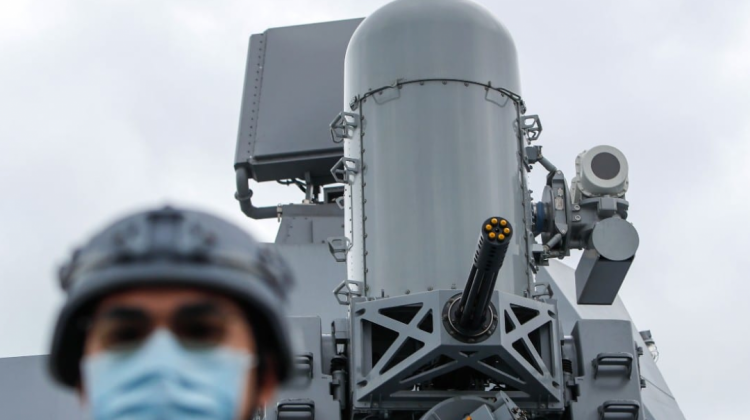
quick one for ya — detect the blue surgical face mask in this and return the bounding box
[82,330,255,420]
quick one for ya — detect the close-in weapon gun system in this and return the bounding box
[232,1,684,418]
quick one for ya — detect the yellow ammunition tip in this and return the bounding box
[489,232,497,239]
[485,224,493,231]
[498,234,505,240]
[503,228,511,234]
[490,218,498,225]
[500,219,508,226]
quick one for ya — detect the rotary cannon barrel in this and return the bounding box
[457,217,513,331]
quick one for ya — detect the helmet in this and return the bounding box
[49,206,295,387]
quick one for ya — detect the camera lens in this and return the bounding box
[590,152,620,180]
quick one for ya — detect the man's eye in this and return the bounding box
[105,326,146,347]
[177,319,225,344]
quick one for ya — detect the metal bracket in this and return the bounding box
[531,243,549,267]
[598,400,640,419]
[277,399,315,420]
[535,169,571,263]
[330,157,360,184]
[329,111,360,143]
[333,279,364,305]
[485,86,511,107]
[531,282,553,299]
[326,236,352,263]
[520,115,542,142]
[372,84,401,104]
[592,352,634,379]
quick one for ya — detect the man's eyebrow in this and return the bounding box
[97,306,149,320]
[174,300,225,317]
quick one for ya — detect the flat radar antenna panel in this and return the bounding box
[234,18,362,185]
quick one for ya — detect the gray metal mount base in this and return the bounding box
[349,290,564,413]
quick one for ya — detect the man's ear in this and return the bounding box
[257,367,279,407]
[76,381,88,406]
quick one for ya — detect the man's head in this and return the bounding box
[49,206,295,420]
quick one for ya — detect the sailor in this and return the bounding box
[48,206,294,420]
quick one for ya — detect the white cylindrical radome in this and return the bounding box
[343,0,532,297]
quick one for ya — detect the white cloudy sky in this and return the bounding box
[1,0,749,418]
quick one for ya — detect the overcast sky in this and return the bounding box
[1,0,749,418]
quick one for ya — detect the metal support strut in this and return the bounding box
[234,167,278,220]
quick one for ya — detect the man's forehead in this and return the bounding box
[94,286,239,315]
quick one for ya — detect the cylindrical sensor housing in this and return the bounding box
[343,0,531,297]
[570,145,629,203]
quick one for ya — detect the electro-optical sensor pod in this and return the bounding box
[446,217,513,340]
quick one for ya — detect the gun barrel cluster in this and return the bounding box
[457,217,512,331]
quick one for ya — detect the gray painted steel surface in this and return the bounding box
[343,0,531,297]
[0,356,84,419]
[272,243,347,327]
[271,317,342,420]
[538,261,686,419]
[344,0,520,93]
[569,320,644,419]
